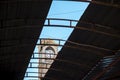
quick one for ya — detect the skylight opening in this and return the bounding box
[41,1,89,40]
[24,1,89,80]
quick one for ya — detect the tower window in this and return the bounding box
[45,47,55,59]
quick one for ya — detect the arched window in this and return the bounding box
[45,47,55,58]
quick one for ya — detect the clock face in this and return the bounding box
[45,47,55,58]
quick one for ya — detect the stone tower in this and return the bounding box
[38,39,58,79]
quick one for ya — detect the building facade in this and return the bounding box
[38,39,58,79]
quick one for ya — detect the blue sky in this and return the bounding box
[24,1,89,80]
[40,1,89,41]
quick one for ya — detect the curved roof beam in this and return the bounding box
[38,38,115,54]
[92,54,120,80]
[25,73,57,80]
[25,67,76,80]
[1,18,120,38]
[67,0,120,8]
[44,18,120,38]
[31,56,90,69]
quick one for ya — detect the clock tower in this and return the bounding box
[38,39,58,79]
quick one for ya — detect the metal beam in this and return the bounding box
[0,43,114,57]
[34,52,57,55]
[1,0,120,8]
[24,75,58,80]
[39,38,115,55]
[44,18,120,38]
[27,67,68,73]
[76,26,120,38]
[31,57,91,69]
[36,44,113,56]
[70,0,120,8]
[1,37,115,53]
[1,18,120,38]
[92,56,120,80]
[44,25,120,39]
[90,0,120,8]
[25,67,74,80]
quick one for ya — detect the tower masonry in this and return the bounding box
[38,39,58,79]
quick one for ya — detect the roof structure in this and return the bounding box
[0,0,120,80]
[43,0,120,80]
[0,0,52,80]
